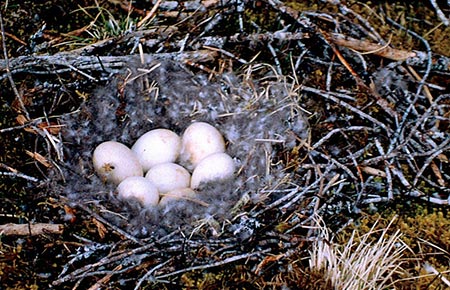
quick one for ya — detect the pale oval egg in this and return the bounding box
[117,176,159,207]
[179,122,225,170]
[132,129,181,172]
[159,188,197,206]
[190,152,235,189]
[145,162,191,193]
[92,141,143,185]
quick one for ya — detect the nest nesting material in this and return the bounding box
[1,0,449,288]
[57,59,308,237]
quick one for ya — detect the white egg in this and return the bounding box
[117,176,159,207]
[159,188,197,206]
[190,153,235,189]
[92,141,143,185]
[132,129,181,172]
[179,122,225,170]
[145,162,191,193]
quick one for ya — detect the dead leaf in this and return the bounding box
[92,218,108,239]
[37,122,63,135]
[25,150,52,168]
[430,161,445,187]
[64,205,77,223]
[254,254,284,275]
[360,166,387,177]
[16,114,28,125]
[437,154,448,163]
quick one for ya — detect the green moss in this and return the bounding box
[284,1,320,12]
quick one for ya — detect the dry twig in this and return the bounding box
[0,223,63,236]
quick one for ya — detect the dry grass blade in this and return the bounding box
[309,215,407,289]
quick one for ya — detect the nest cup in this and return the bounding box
[56,60,309,237]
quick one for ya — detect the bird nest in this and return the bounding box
[1,0,449,288]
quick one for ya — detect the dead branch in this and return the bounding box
[0,162,40,182]
[0,223,63,236]
[301,86,391,134]
[0,11,30,120]
[428,0,449,26]
[153,249,270,281]
[0,50,218,80]
[52,231,180,286]
[328,32,417,61]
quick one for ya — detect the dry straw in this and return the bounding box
[309,215,408,289]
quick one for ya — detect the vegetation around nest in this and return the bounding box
[0,0,449,289]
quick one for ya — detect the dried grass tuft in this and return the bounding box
[309,215,407,290]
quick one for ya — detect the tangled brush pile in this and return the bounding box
[1,0,449,288]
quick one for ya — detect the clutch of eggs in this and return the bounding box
[92,122,235,208]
